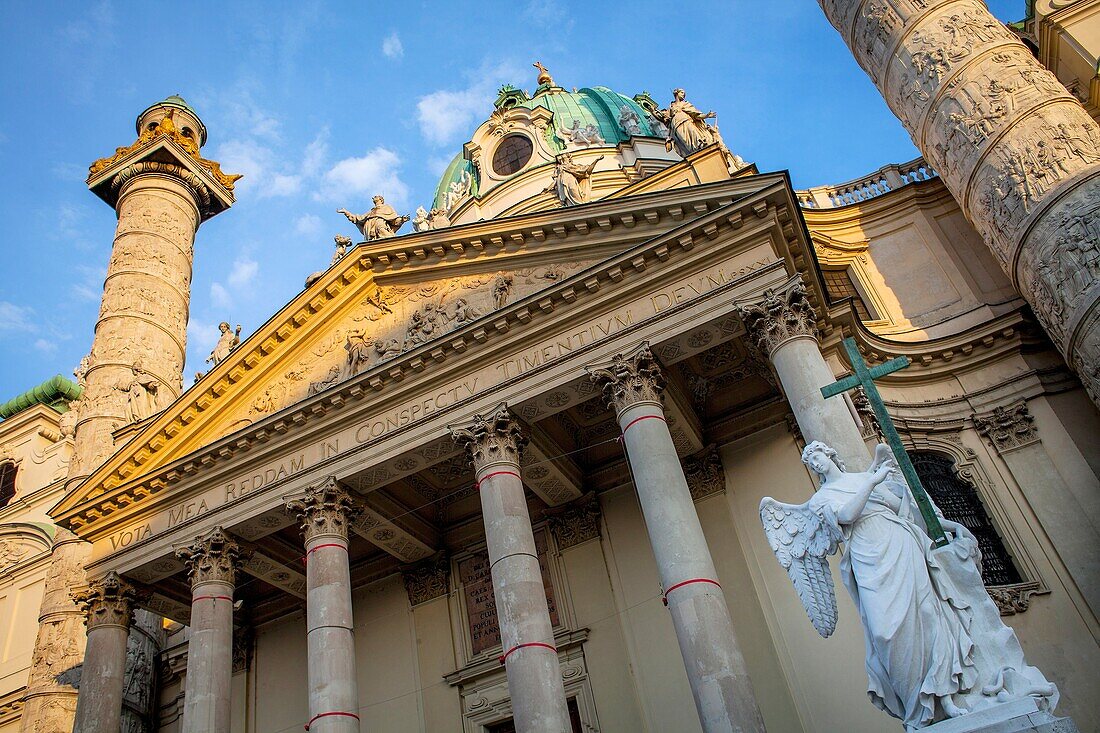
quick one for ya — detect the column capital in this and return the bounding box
[545,493,601,550]
[72,571,138,630]
[735,276,818,357]
[400,555,451,606]
[285,476,361,542]
[585,342,665,415]
[175,527,245,588]
[972,400,1039,453]
[450,402,527,471]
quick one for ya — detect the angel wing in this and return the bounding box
[759,497,844,637]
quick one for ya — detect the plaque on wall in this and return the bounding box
[459,529,559,654]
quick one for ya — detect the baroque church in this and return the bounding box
[1,1,1099,732]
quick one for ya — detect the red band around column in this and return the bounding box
[304,710,361,730]
[192,595,233,603]
[476,470,521,490]
[662,578,721,606]
[305,542,349,560]
[498,641,558,665]
[621,414,666,434]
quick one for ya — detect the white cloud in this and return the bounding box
[317,147,408,206]
[301,128,330,178]
[71,265,107,302]
[187,317,220,359]
[34,338,57,354]
[0,302,34,332]
[524,0,572,28]
[426,155,452,176]
[210,282,232,309]
[294,214,323,236]
[208,255,259,310]
[213,124,330,199]
[416,60,524,147]
[228,257,259,288]
[382,31,404,59]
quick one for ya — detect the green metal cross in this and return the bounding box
[821,337,948,547]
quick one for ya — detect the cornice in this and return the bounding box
[55,177,805,536]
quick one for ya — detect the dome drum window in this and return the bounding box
[492,134,534,176]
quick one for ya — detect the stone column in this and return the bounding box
[973,401,1100,618]
[587,345,764,733]
[71,572,137,733]
[450,405,572,733]
[817,0,1100,404]
[736,277,872,470]
[175,527,243,733]
[286,477,362,732]
[18,529,88,733]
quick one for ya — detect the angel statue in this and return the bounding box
[761,441,1058,730]
[656,88,719,158]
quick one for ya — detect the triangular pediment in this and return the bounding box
[54,171,815,531]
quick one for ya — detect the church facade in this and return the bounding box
[2,1,1099,732]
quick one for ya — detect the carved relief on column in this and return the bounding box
[735,278,818,358]
[545,493,601,549]
[450,403,527,471]
[682,445,726,501]
[972,400,1039,453]
[285,476,361,541]
[585,342,665,415]
[401,556,451,606]
[72,572,138,630]
[175,527,245,587]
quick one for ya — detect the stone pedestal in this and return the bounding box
[451,405,572,733]
[175,527,243,733]
[737,277,872,471]
[287,478,362,732]
[921,698,1077,733]
[588,345,765,733]
[72,572,137,733]
[817,0,1100,405]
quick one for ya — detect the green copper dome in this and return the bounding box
[432,84,661,210]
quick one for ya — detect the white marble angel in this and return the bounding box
[761,441,1057,730]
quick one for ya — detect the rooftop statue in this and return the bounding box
[331,234,352,265]
[656,88,719,158]
[206,322,242,367]
[618,105,643,136]
[442,171,473,211]
[533,60,554,87]
[558,119,605,147]
[544,153,603,207]
[412,206,431,232]
[761,441,1057,729]
[338,196,410,240]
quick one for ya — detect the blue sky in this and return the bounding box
[0,0,1023,399]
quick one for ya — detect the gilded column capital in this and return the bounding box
[585,342,666,415]
[72,571,138,630]
[175,527,245,588]
[449,403,527,471]
[735,276,818,357]
[285,476,361,542]
[972,400,1039,453]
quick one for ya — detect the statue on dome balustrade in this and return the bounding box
[544,153,603,207]
[338,195,409,240]
[656,88,720,158]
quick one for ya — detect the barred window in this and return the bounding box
[823,268,874,321]
[909,451,1021,586]
[492,134,533,176]
[0,461,15,509]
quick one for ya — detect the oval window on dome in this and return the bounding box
[492,134,533,176]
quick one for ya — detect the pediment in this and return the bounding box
[54,172,816,533]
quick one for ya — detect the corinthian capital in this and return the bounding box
[735,276,818,357]
[72,571,138,629]
[973,400,1039,453]
[286,476,361,541]
[450,403,527,471]
[585,342,665,414]
[175,527,245,587]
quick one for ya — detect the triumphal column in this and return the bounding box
[817,0,1100,402]
[21,96,237,733]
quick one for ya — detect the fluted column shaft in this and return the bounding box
[72,572,137,733]
[176,527,243,733]
[737,277,872,470]
[287,478,361,732]
[451,405,571,733]
[588,345,764,733]
[818,0,1100,403]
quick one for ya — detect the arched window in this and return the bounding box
[910,451,1020,586]
[0,461,16,509]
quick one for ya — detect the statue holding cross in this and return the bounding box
[759,336,1059,729]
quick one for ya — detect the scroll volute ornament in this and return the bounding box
[175,526,245,586]
[735,277,819,357]
[586,342,666,414]
[286,476,361,541]
[450,403,528,470]
[72,571,139,629]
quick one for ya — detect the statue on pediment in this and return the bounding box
[332,234,352,265]
[207,322,242,367]
[545,153,603,207]
[657,88,719,158]
[413,206,431,232]
[338,196,410,240]
[428,208,451,229]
